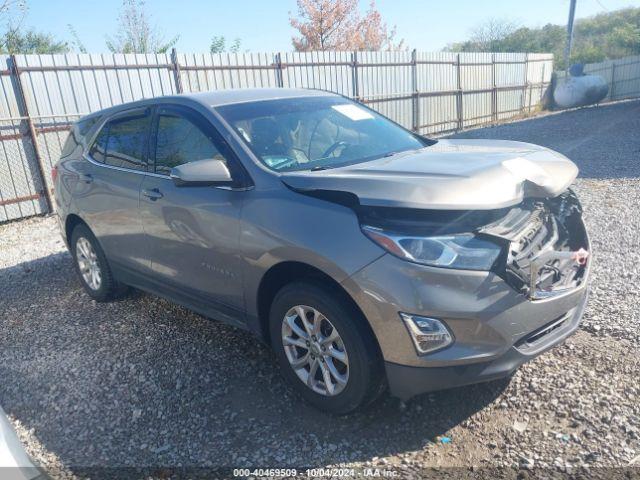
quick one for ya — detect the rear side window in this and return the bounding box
[105,114,150,170]
[154,110,228,176]
[61,116,100,158]
[88,110,150,171]
[89,126,108,163]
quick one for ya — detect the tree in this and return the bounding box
[0,0,25,24]
[106,0,178,53]
[289,0,403,51]
[468,18,519,51]
[356,1,404,51]
[445,7,640,70]
[210,35,241,54]
[608,23,640,55]
[67,24,87,53]
[0,27,69,53]
[0,1,73,54]
[0,1,69,54]
[445,18,519,52]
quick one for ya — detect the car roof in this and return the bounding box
[188,88,338,107]
[81,88,339,121]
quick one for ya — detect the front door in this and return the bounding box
[139,105,246,323]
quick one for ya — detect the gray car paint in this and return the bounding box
[54,88,590,399]
[281,139,579,210]
[76,154,151,272]
[341,250,591,368]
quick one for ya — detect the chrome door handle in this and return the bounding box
[142,188,163,200]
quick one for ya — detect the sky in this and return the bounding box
[17,0,640,53]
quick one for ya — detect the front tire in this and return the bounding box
[70,224,128,302]
[269,282,384,414]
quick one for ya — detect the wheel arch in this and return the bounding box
[65,213,90,244]
[255,261,383,357]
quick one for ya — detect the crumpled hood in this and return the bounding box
[280,139,579,210]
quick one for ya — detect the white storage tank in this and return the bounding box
[554,64,609,109]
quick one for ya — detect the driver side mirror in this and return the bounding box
[170,158,233,187]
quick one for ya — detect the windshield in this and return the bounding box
[216,96,431,172]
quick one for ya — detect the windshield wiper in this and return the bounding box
[383,146,430,158]
[383,151,400,158]
[310,165,329,171]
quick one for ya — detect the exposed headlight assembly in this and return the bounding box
[362,226,502,271]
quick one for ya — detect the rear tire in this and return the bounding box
[269,282,384,414]
[70,224,128,302]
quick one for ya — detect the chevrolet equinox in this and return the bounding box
[53,89,591,414]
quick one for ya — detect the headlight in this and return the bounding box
[362,226,502,270]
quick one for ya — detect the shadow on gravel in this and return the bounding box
[449,100,640,180]
[0,252,509,469]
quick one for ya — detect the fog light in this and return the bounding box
[400,313,453,354]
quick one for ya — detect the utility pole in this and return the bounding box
[563,0,577,71]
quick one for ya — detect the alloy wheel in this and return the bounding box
[281,305,349,396]
[76,237,101,290]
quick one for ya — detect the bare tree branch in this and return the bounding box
[106,0,179,54]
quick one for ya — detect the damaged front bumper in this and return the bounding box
[384,288,588,399]
[342,190,591,399]
[483,189,590,301]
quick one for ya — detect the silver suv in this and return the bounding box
[53,89,591,414]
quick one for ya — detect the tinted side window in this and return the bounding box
[61,117,100,158]
[104,114,150,171]
[89,125,108,163]
[155,112,227,176]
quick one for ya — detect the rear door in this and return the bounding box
[79,107,152,273]
[139,104,247,323]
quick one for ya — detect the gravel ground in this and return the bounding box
[0,100,639,478]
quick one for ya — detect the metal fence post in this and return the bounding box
[521,53,529,114]
[171,48,183,93]
[491,53,497,123]
[456,54,463,131]
[9,54,53,214]
[351,51,359,100]
[536,62,546,112]
[411,49,419,132]
[610,61,617,100]
[275,53,284,88]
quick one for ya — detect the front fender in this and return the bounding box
[239,187,384,320]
